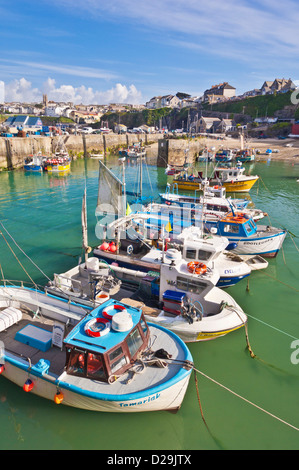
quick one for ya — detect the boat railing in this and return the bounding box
[0,279,45,291]
[52,273,84,296]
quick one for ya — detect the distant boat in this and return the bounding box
[173,163,259,193]
[45,138,71,173]
[235,149,255,163]
[45,156,70,173]
[159,184,265,220]
[24,151,48,172]
[215,149,234,163]
[119,142,146,159]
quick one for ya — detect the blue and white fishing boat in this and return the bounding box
[0,285,193,412]
[203,213,287,258]
[24,152,47,172]
[215,149,234,163]
[142,210,286,258]
[235,149,255,163]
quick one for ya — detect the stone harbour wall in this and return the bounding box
[0,132,210,170]
[0,133,162,170]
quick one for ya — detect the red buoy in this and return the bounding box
[23,378,34,392]
[0,364,4,374]
[109,242,117,252]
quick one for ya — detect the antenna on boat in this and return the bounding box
[81,187,89,268]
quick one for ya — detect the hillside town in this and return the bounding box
[0,77,298,137]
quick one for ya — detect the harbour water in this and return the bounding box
[0,155,298,450]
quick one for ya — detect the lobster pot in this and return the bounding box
[162,290,187,316]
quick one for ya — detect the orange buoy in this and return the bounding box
[23,378,34,392]
[54,390,64,405]
[187,261,207,275]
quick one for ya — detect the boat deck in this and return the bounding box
[0,307,67,376]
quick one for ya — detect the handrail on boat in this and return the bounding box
[0,279,45,290]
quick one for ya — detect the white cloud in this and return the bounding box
[5,78,41,102]
[4,77,142,104]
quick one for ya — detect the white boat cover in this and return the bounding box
[0,307,22,332]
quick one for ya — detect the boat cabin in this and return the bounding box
[64,300,149,383]
[159,251,219,304]
[215,165,245,182]
[217,214,257,237]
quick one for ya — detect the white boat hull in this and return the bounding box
[1,359,191,412]
[228,228,287,258]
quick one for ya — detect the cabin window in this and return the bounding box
[244,222,252,233]
[176,276,207,294]
[197,249,212,261]
[186,249,197,259]
[86,352,106,381]
[140,316,149,337]
[223,224,240,234]
[66,348,86,377]
[127,326,143,358]
[108,346,128,374]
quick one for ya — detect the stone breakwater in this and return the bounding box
[0,133,162,170]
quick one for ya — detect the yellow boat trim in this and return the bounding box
[174,178,258,193]
[196,324,244,341]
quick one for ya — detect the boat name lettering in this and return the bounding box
[243,239,269,246]
[224,269,237,274]
[119,392,160,407]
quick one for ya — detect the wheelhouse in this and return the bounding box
[64,301,150,383]
[219,215,257,237]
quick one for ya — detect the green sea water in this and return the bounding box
[0,155,298,451]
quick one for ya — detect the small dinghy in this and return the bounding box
[0,285,193,413]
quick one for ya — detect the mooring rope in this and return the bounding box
[0,229,36,286]
[0,221,51,282]
[192,366,299,432]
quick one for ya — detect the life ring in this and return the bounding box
[187,261,207,275]
[102,304,127,320]
[84,317,110,337]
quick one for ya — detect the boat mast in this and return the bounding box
[81,187,89,267]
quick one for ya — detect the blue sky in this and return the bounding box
[1,0,299,104]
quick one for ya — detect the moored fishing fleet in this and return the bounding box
[0,148,291,415]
